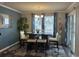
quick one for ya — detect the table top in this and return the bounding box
[26,32,52,36]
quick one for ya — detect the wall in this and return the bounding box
[0,6,21,49]
[22,12,32,32]
[75,7,79,56]
[57,12,65,32]
[57,12,65,44]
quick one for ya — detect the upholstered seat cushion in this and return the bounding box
[37,40,47,43]
[27,39,37,42]
[49,37,57,41]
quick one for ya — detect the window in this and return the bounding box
[33,14,54,35]
[0,13,10,28]
[3,14,10,28]
[3,14,9,24]
[34,15,42,34]
[44,16,54,35]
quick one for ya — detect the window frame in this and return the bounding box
[0,13,11,28]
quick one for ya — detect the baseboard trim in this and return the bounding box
[0,41,19,53]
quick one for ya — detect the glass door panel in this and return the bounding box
[67,11,75,53]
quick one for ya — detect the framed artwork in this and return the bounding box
[0,13,12,28]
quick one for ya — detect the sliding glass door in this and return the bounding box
[67,10,76,53]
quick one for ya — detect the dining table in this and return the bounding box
[25,32,50,52]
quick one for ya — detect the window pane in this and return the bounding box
[3,14,9,24]
[34,15,42,34]
[44,16,54,35]
[3,14,9,28]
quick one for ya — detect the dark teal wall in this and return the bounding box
[0,6,21,49]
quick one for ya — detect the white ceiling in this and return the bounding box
[2,2,72,13]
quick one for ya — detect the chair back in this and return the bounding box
[56,32,61,43]
[20,31,26,39]
[42,34,48,39]
[29,34,36,39]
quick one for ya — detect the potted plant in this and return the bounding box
[17,17,29,35]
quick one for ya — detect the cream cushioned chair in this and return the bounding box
[20,31,28,47]
[49,32,61,51]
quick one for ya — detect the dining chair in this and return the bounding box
[37,34,48,51]
[26,34,37,51]
[20,31,28,47]
[49,32,61,51]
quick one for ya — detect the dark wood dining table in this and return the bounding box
[26,32,50,52]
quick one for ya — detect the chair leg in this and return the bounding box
[57,42,60,55]
[26,43,28,52]
[57,42,59,51]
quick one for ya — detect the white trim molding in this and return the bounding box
[0,41,19,53]
[0,4,22,14]
[66,2,77,10]
[65,2,77,12]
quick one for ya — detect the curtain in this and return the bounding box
[64,13,68,46]
[32,13,35,33]
[42,13,45,33]
[53,13,57,37]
